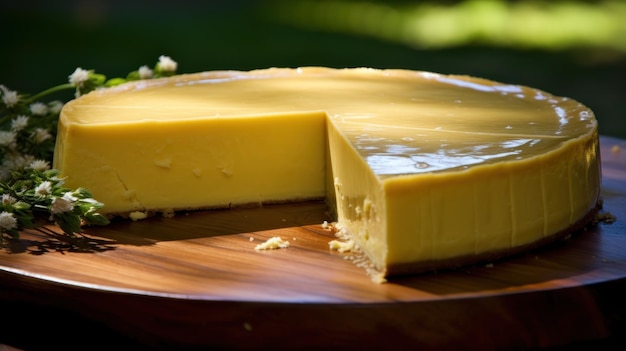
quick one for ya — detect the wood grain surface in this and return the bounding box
[1,136,625,351]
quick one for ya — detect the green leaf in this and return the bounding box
[89,73,107,85]
[126,71,140,81]
[55,212,82,236]
[12,201,31,211]
[105,77,127,87]
[73,187,93,198]
[85,211,110,226]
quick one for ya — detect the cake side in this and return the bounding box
[384,205,600,277]
[379,130,600,275]
[54,109,328,215]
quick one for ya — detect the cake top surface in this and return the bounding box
[60,67,597,175]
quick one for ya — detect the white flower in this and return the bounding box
[31,128,52,144]
[138,65,153,79]
[48,100,64,114]
[157,55,177,72]
[30,102,48,115]
[28,159,50,171]
[1,89,19,108]
[62,191,78,202]
[10,115,29,131]
[34,181,52,197]
[0,131,16,147]
[1,194,16,205]
[0,211,18,231]
[51,196,74,214]
[69,67,90,87]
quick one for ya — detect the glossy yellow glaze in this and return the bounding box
[54,67,600,276]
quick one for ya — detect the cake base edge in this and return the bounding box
[384,202,604,279]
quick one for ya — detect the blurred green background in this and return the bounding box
[1,0,625,137]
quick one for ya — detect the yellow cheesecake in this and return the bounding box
[53,67,600,278]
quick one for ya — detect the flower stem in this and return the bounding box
[27,83,75,102]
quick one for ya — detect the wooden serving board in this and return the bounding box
[1,136,626,351]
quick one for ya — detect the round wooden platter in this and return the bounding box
[2,136,626,351]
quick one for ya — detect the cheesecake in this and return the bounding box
[53,67,601,278]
